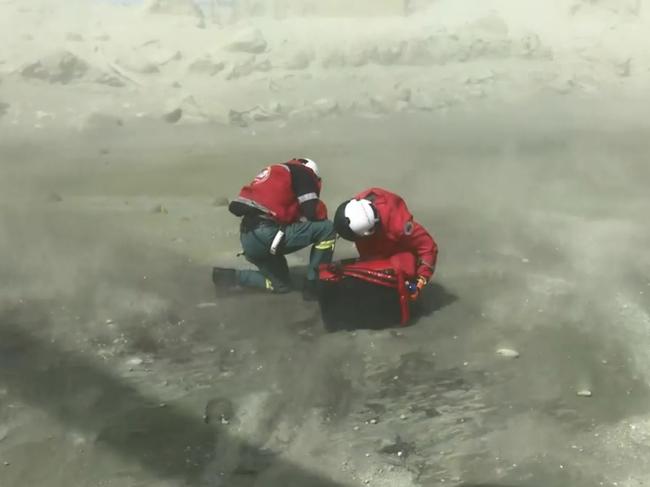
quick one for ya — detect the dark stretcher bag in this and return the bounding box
[317,252,417,331]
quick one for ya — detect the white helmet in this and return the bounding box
[334,198,378,240]
[298,158,320,178]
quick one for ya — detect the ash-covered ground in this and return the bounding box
[1,103,650,487]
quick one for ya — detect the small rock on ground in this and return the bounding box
[496,348,520,358]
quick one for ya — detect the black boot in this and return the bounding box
[212,267,239,295]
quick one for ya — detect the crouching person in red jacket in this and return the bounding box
[333,188,438,300]
[213,158,336,301]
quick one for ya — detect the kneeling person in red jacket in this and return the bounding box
[213,158,336,300]
[333,188,438,300]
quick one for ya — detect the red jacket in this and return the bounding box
[354,188,437,281]
[234,160,325,224]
